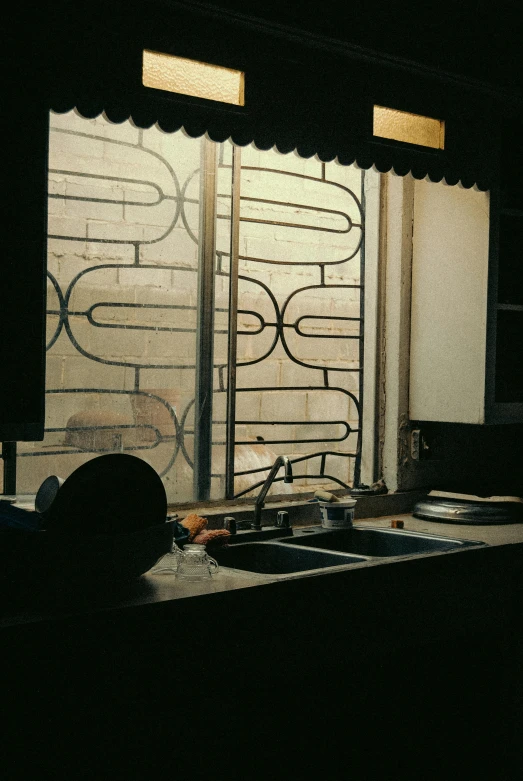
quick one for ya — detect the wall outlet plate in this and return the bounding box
[411,429,430,460]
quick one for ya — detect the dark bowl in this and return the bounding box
[42,454,168,535]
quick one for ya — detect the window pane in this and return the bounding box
[232,149,365,497]
[17,111,231,505]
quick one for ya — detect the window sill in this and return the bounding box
[169,489,428,529]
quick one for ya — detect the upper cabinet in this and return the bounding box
[409,177,523,424]
[492,128,523,418]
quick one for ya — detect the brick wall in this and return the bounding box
[16,111,365,504]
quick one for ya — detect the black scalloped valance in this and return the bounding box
[38,0,512,191]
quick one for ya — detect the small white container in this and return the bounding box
[319,498,356,529]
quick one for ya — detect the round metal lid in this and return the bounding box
[413,492,523,525]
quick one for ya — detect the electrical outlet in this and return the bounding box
[411,429,430,460]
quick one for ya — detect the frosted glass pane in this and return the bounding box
[373,105,445,149]
[143,50,245,106]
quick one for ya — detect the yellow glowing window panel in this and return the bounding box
[142,50,245,106]
[373,105,445,150]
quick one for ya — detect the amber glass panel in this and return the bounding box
[373,105,445,149]
[143,50,245,106]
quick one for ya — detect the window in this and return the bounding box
[9,110,376,506]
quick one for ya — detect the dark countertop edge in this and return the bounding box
[2,541,521,658]
[1,514,522,633]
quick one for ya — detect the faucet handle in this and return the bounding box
[276,510,290,529]
[223,516,237,534]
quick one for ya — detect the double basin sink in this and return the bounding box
[211,525,485,576]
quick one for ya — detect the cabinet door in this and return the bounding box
[409,179,523,425]
[484,184,523,422]
[409,179,490,423]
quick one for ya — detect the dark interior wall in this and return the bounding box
[196,0,523,96]
[399,422,523,495]
[1,101,49,441]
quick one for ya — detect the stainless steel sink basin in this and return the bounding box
[212,541,366,574]
[280,526,484,557]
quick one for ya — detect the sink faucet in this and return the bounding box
[251,455,293,530]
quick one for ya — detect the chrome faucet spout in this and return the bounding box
[251,455,293,531]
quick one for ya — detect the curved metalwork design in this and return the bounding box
[16,114,365,503]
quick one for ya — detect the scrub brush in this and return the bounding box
[313,490,339,503]
[192,528,231,545]
[180,512,208,540]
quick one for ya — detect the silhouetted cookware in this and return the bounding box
[42,453,167,535]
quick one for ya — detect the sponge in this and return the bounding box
[314,490,339,503]
[180,513,208,540]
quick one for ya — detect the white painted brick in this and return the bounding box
[235,360,280,389]
[142,123,197,167]
[47,325,89,357]
[211,392,228,422]
[144,330,196,361]
[63,198,123,225]
[140,227,198,266]
[260,389,307,421]
[214,272,231,299]
[61,355,128,391]
[67,284,134,314]
[83,323,148,360]
[244,424,295,449]
[324,455,353,486]
[44,393,88,430]
[85,219,143,244]
[48,214,87,241]
[284,331,342,361]
[331,301,361,325]
[123,200,178,230]
[16,451,88,495]
[347,395,361,419]
[235,391,262,421]
[213,332,229,366]
[49,132,103,171]
[50,110,138,144]
[279,361,319,387]
[138,368,187,393]
[138,280,196,309]
[306,390,349,421]
[294,421,347,445]
[82,241,135,264]
[56,255,113,286]
[67,267,121,300]
[46,316,62,348]
[118,266,174,290]
[45,356,65,389]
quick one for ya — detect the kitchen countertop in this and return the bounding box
[1,513,522,631]
[3,510,522,781]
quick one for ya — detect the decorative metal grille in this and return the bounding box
[4,112,365,503]
[228,157,364,497]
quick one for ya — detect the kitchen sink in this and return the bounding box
[209,524,485,576]
[212,541,366,574]
[280,526,485,557]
